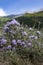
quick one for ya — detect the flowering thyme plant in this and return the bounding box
[0,19,43,65]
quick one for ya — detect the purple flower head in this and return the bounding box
[4,26,9,30]
[21,41,25,45]
[27,42,32,47]
[22,31,27,36]
[7,45,12,50]
[0,38,7,45]
[29,27,33,31]
[9,30,16,34]
[10,19,20,26]
[12,39,17,45]
[29,35,38,39]
[6,22,12,26]
[9,29,13,33]
[36,31,41,35]
[4,26,9,32]
[17,40,21,44]
[28,43,32,46]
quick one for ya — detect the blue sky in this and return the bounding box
[0,0,43,16]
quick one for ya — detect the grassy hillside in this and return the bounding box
[15,11,43,29]
[0,11,43,29]
[23,11,43,17]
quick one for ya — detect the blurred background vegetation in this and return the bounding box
[0,11,43,29]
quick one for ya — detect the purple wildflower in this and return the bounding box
[9,29,16,34]
[0,38,7,45]
[6,22,12,26]
[17,40,21,44]
[29,27,33,31]
[22,31,27,36]
[4,26,9,32]
[4,26,9,30]
[12,39,17,45]
[4,19,20,27]
[27,42,32,47]
[28,43,32,46]
[7,45,12,50]
[29,35,38,39]
[36,31,41,35]
[21,41,25,45]
[10,19,20,26]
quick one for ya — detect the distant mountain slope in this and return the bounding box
[1,10,43,18]
[22,11,43,17]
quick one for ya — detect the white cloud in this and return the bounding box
[0,8,7,16]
